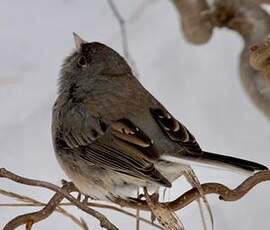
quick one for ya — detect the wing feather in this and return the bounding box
[150,108,202,154]
[55,104,171,187]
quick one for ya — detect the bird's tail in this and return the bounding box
[199,151,268,173]
[164,151,268,174]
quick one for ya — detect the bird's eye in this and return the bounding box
[77,56,87,68]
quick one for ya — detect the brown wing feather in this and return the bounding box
[150,108,202,153]
[111,118,160,160]
[54,104,170,187]
[79,141,171,187]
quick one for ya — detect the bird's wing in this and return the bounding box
[149,107,268,173]
[150,107,202,155]
[59,105,108,148]
[58,104,171,187]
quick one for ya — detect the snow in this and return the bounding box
[0,0,269,229]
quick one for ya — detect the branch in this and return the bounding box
[172,0,270,119]
[2,182,88,230]
[114,170,270,211]
[0,188,87,229]
[172,0,213,44]
[1,168,270,229]
[0,168,118,230]
[249,36,270,82]
[0,197,163,230]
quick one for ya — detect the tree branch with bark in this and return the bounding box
[173,0,270,119]
[1,168,270,230]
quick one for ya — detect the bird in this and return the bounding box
[52,33,268,201]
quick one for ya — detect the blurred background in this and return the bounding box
[1,0,270,229]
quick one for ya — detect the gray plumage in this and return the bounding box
[52,34,267,201]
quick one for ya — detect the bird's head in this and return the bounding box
[59,33,132,95]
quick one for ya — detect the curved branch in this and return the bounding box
[2,182,86,230]
[114,170,270,211]
[173,0,270,119]
[0,199,163,229]
[1,168,270,229]
[249,36,270,82]
[0,188,87,229]
[172,0,213,44]
[0,168,118,230]
[214,0,270,119]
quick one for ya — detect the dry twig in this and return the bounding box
[1,168,270,229]
[0,168,118,230]
[107,0,139,77]
[2,182,88,230]
[0,197,163,230]
[0,188,87,229]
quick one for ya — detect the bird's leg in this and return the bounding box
[133,188,159,224]
[74,191,91,204]
[83,195,90,204]
[136,188,140,230]
[144,187,184,229]
[149,191,159,202]
[143,190,160,223]
[182,167,213,230]
[149,192,159,223]
[162,187,168,202]
[76,192,82,201]
[137,193,144,200]
[61,179,86,203]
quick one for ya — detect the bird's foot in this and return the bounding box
[83,195,90,204]
[75,192,92,204]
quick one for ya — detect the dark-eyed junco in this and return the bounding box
[52,33,267,201]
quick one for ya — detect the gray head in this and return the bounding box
[58,33,132,95]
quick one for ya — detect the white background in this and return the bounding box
[1,1,270,229]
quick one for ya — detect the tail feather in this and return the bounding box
[200,151,268,173]
[163,151,268,174]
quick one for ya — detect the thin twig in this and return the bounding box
[107,0,139,77]
[0,168,118,230]
[107,0,127,57]
[197,199,208,230]
[2,182,89,230]
[127,0,157,23]
[0,186,163,230]
[1,168,270,229]
[0,188,87,229]
[0,200,163,229]
[0,188,41,204]
[85,202,163,229]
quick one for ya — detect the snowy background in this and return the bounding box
[1,0,270,229]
